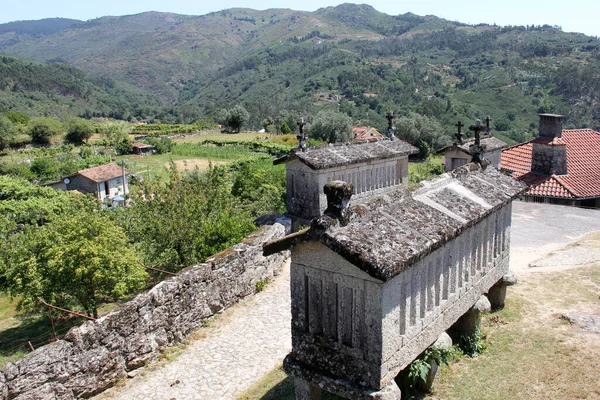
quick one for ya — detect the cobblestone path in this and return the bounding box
[97,260,291,400]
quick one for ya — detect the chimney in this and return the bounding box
[538,113,563,138]
[531,114,567,176]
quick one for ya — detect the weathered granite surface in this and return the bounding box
[276,139,418,170]
[456,136,507,153]
[0,224,288,400]
[265,163,527,281]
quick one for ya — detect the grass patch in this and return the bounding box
[432,263,600,399]
[408,156,444,187]
[238,365,344,400]
[173,132,270,144]
[0,299,83,367]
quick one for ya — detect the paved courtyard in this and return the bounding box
[96,201,600,400]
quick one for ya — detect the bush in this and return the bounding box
[29,118,62,145]
[307,110,353,143]
[64,118,94,144]
[145,136,173,154]
[0,116,16,150]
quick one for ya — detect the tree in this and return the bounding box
[279,121,292,134]
[64,118,94,144]
[122,164,256,272]
[145,136,173,154]
[0,115,16,150]
[0,212,147,318]
[218,105,250,133]
[307,110,353,143]
[29,117,62,145]
[261,117,274,132]
[394,112,451,158]
[5,111,30,125]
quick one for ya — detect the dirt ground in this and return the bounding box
[164,159,227,171]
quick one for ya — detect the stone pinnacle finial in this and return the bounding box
[297,118,307,152]
[323,181,354,223]
[385,111,396,141]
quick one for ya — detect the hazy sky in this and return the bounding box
[2,0,599,37]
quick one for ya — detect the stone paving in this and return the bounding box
[95,201,600,400]
[96,260,292,400]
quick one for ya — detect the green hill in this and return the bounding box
[0,54,161,118]
[0,4,599,139]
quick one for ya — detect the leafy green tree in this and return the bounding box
[261,117,274,132]
[145,136,173,154]
[30,157,60,182]
[0,175,91,225]
[99,121,130,143]
[395,112,451,158]
[307,110,353,143]
[29,117,62,145]
[0,116,17,150]
[278,121,292,134]
[218,105,250,133]
[231,158,286,217]
[5,111,30,125]
[122,165,256,272]
[64,118,94,144]
[0,212,146,318]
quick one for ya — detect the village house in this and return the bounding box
[274,139,418,228]
[439,136,507,171]
[132,142,154,155]
[501,114,600,208]
[352,126,383,141]
[264,164,526,399]
[64,163,131,202]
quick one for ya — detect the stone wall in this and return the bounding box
[0,223,289,400]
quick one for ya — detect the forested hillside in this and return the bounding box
[0,55,162,118]
[1,4,600,143]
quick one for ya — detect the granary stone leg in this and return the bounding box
[487,272,517,310]
[449,295,490,340]
[294,377,322,400]
[368,379,402,400]
[418,332,454,393]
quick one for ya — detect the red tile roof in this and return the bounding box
[501,129,600,199]
[352,126,383,141]
[78,163,131,183]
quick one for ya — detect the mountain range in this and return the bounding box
[1,3,599,142]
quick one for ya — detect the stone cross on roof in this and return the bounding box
[297,118,307,152]
[485,116,492,136]
[469,119,486,165]
[455,121,464,144]
[385,111,396,140]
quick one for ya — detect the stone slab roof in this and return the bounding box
[274,139,418,170]
[438,136,508,156]
[77,163,131,183]
[501,129,600,199]
[264,164,526,281]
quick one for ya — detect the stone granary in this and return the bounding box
[264,164,526,399]
[274,139,418,227]
[439,136,507,172]
[438,119,507,172]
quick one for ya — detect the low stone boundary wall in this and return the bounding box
[0,223,289,400]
